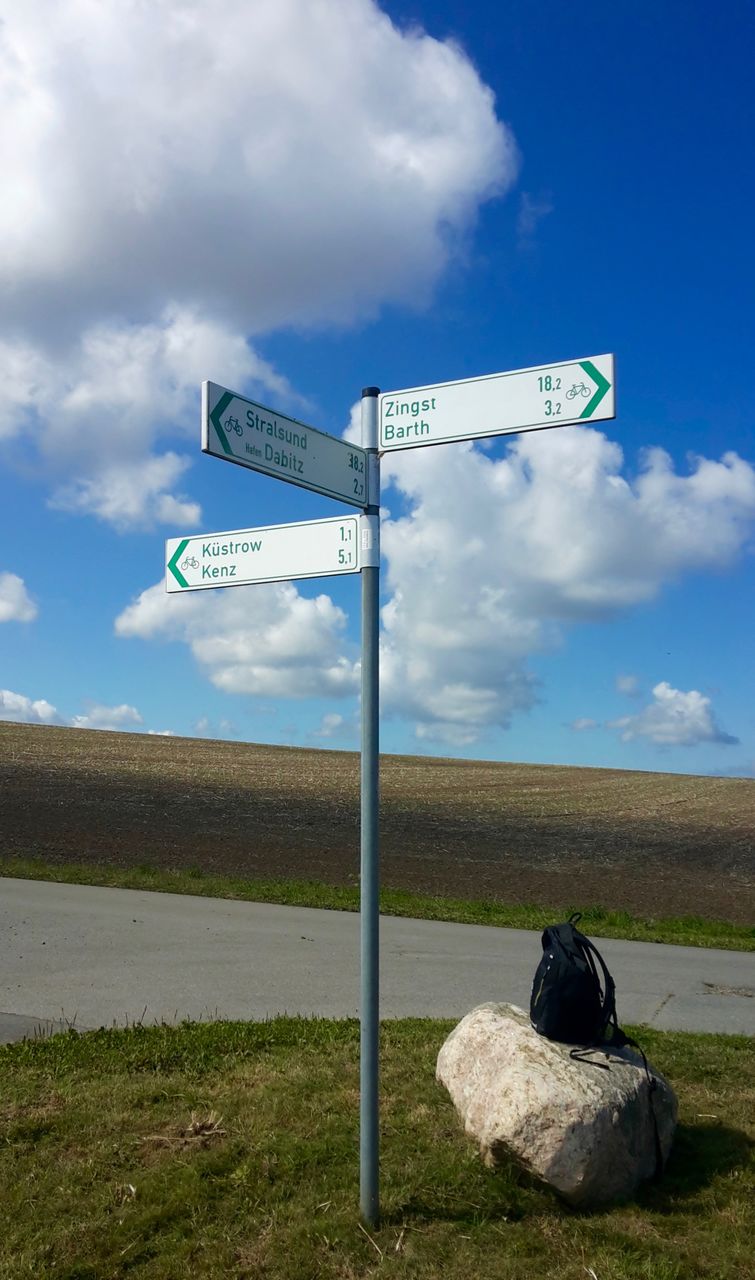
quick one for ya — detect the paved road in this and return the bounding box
[1,878,753,1042]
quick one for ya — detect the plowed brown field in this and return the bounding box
[1,722,753,923]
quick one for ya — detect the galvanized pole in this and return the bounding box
[359,386,381,1227]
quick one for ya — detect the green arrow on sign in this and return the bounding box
[167,539,190,588]
[209,391,236,455]
[579,360,612,419]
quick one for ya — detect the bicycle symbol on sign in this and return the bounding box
[181,555,199,570]
[223,415,243,436]
[566,382,592,401]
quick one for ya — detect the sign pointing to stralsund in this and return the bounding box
[202,381,369,508]
[379,354,614,452]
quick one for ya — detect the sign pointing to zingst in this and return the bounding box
[379,353,615,452]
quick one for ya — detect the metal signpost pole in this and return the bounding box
[359,387,381,1228]
[191,352,614,1224]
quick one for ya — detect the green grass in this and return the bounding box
[2,856,753,952]
[1,1017,752,1279]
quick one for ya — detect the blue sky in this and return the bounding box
[1,0,753,777]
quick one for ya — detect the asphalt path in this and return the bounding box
[1,878,753,1043]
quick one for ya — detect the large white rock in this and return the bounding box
[436,1002,677,1207]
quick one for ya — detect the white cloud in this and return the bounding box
[0,303,281,448]
[1,1,514,342]
[571,718,598,732]
[70,703,143,731]
[0,0,514,530]
[111,425,755,746]
[0,307,289,528]
[191,716,237,740]
[316,713,346,738]
[51,453,201,530]
[0,572,38,623]
[0,689,176,734]
[0,688,60,724]
[376,428,755,742]
[309,711,359,743]
[616,673,640,697]
[608,682,738,747]
[115,580,359,701]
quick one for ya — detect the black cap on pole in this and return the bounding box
[361,386,380,398]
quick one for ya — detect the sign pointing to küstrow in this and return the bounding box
[166,514,375,593]
[202,381,369,508]
[379,354,615,452]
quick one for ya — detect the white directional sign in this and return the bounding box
[166,514,371,593]
[202,381,369,507]
[379,354,615,452]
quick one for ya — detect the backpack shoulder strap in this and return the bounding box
[572,932,617,1034]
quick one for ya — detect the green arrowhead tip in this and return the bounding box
[209,391,236,455]
[167,539,190,588]
[578,360,611,419]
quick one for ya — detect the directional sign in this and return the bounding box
[202,381,369,508]
[166,514,367,593]
[379,354,615,452]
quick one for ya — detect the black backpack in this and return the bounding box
[529,912,664,1179]
[530,912,626,1047]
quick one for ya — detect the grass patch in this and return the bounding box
[2,856,753,952]
[1,1017,752,1279]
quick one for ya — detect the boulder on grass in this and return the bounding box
[436,1002,677,1208]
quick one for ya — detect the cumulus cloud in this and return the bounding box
[0,306,290,448]
[70,703,143,731]
[0,2,514,529]
[111,425,755,745]
[1,1,514,341]
[376,428,755,741]
[0,688,60,724]
[0,689,167,733]
[309,711,359,743]
[115,580,359,700]
[108,414,755,748]
[51,453,201,530]
[0,572,38,623]
[315,713,346,738]
[608,682,738,747]
[193,716,238,740]
[0,307,288,528]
